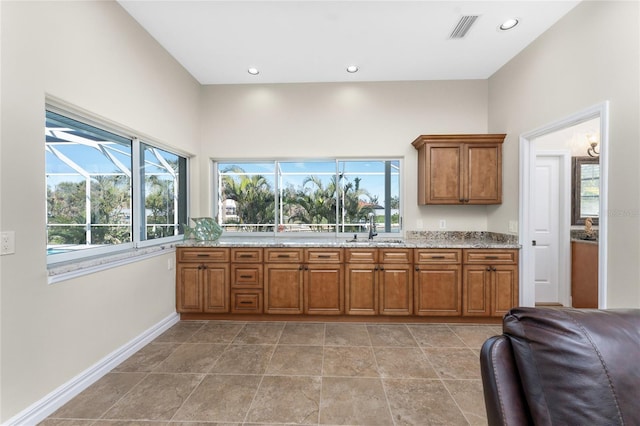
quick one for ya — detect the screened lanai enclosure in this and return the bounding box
[45,110,187,259]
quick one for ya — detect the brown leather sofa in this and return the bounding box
[480,307,640,426]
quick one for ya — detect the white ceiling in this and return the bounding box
[117,1,580,85]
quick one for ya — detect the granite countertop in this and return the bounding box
[178,231,521,249]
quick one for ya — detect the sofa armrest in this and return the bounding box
[480,335,533,426]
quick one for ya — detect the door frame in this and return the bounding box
[534,151,572,306]
[519,102,609,308]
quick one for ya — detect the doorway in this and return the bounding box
[519,102,609,308]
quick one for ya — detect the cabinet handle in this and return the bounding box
[415,266,420,271]
[239,254,252,258]
[485,256,499,259]
[380,266,385,271]
[240,275,252,279]
[486,267,492,272]
[278,254,291,258]
[196,254,210,257]
[240,301,253,304]
[430,255,446,259]
[318,255,331,258]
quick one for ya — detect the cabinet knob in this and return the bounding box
[415,266,420,271]
[486,267,491,272]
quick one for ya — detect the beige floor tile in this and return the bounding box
[323,346,379,377]
[383,378,468,425]
[91,421,169,425]
[172,374,261,423]
[246,376,322,424]
[448,325,500,350]
[319,377,393,425]
[113,343,180,373]
[153,321,205,343]
[443,379,488,425]
[373,347,438,379]
[210,344,274,374]
[407,324,467,348]
[266,345,323,376]
[279,322,325,345]
[324,323,371,346]
[423,347,481,380]
[48,372,146,419]
[153,343,227,373]
[367,324,417,347]
[38,420,96,425]
[188,321,246,343]
[101,373,203,421]
[232,322,284,344]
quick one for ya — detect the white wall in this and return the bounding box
[199,80,492,232]
[0,1,200,420]
[488,1,640,307]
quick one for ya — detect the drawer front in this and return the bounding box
[265,248,304,263]
[380,249,413,264]
[232,248,263,262]
[306,248,343,263]
[464,249,518,264]
[345,249,377,264]
[231,290,263,313]
[415,249,461,264]
[231,264,263,288]
[178,248,229,262]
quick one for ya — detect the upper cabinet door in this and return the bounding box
[413,134,505,205]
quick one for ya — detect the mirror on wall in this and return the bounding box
[572,156,599,225]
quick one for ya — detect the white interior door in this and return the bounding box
[534,155,562,304]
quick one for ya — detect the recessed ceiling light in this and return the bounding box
[346,65,359,73]
[247,67,259,75]
[499,18,519,31]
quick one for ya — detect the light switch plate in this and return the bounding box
[1,231,15,255]
[508,220,518,233]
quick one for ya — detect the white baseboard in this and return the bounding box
[3,312,180,426]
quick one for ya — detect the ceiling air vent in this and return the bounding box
[449,15,479,39]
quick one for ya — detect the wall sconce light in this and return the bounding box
[587,134,599,158]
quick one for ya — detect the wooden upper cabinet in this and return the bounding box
[412,134,505,205]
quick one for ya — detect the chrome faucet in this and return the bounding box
[368,212,378,240]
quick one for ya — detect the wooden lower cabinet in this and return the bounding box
[345,249,413,315]
[176,246,518,319]
[462,249,519,317]
[176,248,230,313]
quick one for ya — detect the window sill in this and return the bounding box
[47,243,177,285]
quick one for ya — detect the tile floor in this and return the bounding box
[41,320,501,425]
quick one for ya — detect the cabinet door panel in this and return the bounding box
[414,265,461,316]
[345,265,377,315]
[379,265,413,315]
[467,145,501,203]
[426,145,462,204]
[264,265,303,314]
[203,264,230,313]
[305,265,344,315]
[176,264,203,313]
[492,265,518,317]
[463,266,491,316]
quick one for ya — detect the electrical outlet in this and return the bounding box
[439,219,446,229]
[167,258,175,270]
[508,220,518,233]
[1,231,15,255]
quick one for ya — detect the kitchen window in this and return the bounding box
[45,107,188,264]
[214,159,401,236]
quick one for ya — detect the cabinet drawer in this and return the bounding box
[232,248,263,262]
[178,248,229,262]
[380,249,413,264]
[231,264,263,288]
[415,249,461,264]
[306,248,343,263]
[464,249,518,264]
[231,290,263,313]
[265,248,304,263]
[345,249,377,263]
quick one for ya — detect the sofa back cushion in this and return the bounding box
[503,307,640,426]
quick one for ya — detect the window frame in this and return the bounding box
[211,158,403,239]
[46,102,190,266]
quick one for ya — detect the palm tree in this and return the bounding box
[221,168,275,229]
